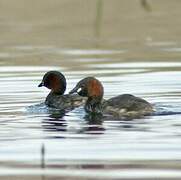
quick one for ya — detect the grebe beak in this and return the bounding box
[69,86,80,94]
[38,82,44,87]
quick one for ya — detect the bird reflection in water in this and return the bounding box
[42,110,67,134]
[82,113,105,134]
[42,110,105,136]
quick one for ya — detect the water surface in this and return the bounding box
[1,0,181,179]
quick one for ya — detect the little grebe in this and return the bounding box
[38,71,86,110]
[69,77,153,118]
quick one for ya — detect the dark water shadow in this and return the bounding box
[81,113,105,134]
[42,111,67,134]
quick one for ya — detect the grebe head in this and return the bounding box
[69,77,104,99]
[38,71,66,95]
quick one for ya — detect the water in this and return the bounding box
[0,0,181,179]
